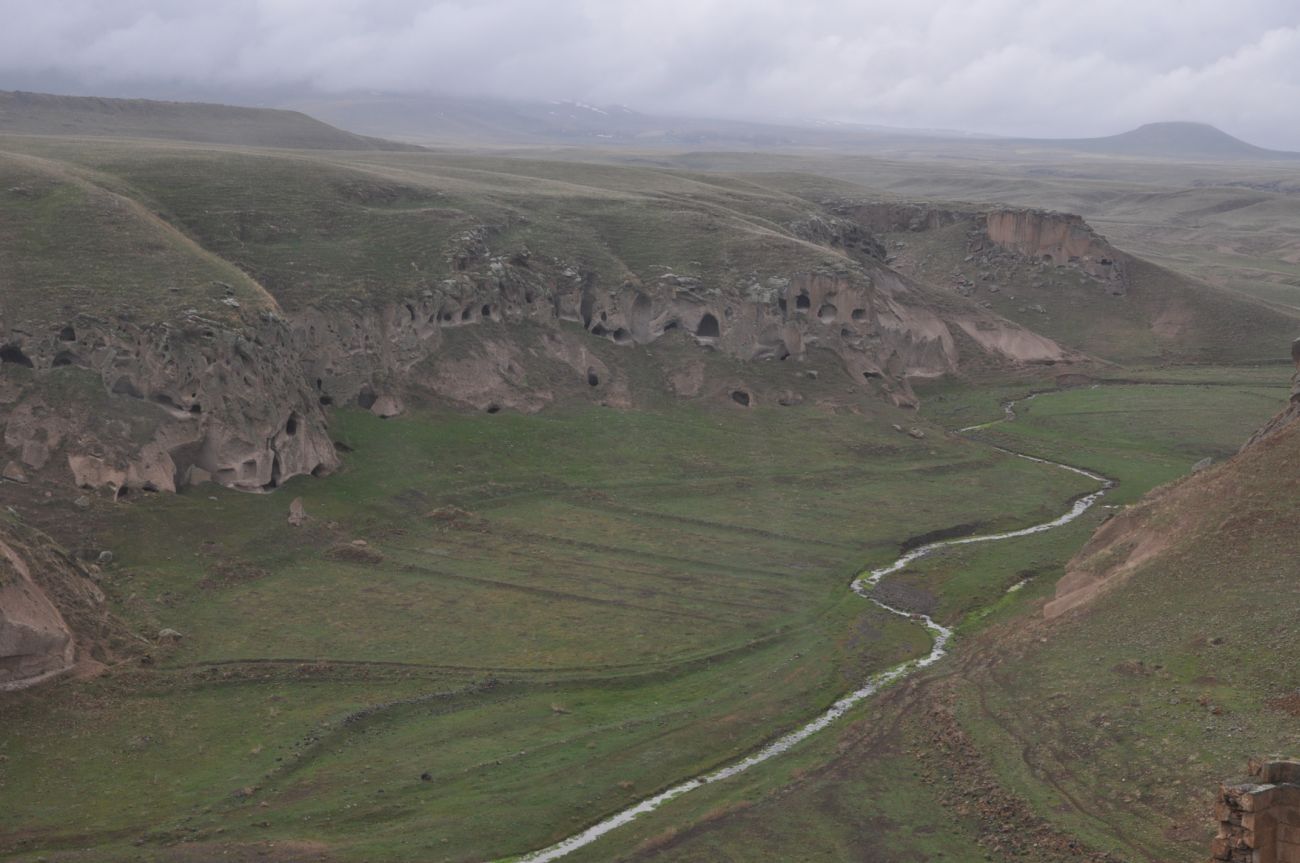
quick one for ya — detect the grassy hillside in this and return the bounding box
[0,150,274,322]
[0,90,415,150]
[0,350,1101,862]
[4,131,1291,371]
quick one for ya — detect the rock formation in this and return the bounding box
[984,209,1128,295]
[0,200,1084,496]
[1212,759,1300,863]
[0,518,118,690]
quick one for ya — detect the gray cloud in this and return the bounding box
[2,0,1298,147]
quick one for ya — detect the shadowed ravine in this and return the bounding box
[500,400,1114,863]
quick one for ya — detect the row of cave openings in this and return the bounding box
[0,326,83,370]
[777,292,870,326]
[431,302,504,327]
[575,291,872,350]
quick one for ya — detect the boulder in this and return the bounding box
[369,395,404,418]
[2,461,26,483]
[288,497,308,527]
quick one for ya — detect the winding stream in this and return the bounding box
[503,397,1113,863]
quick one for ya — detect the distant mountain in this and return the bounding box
[0,90,418,151]
[286,92,964,149]
[1011,122,1300,161]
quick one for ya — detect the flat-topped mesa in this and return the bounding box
[1211,759,1300,863]
[985,209,1128,295]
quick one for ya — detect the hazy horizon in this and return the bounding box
[2,0,1299,149]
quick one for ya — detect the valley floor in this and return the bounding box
[0,365,1290,862]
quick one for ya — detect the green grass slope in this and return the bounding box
[0,377,1099,861]
[0,150,274,322]
[0,90,416,151]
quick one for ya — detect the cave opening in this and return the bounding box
[696,313,720,338]
[0,345,33,368]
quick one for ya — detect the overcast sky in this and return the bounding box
[3,0,1299,147]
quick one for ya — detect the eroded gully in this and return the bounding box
[501,397,1115,863]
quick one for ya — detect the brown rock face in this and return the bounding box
[1211,759,1300,863]
[1,311,338,496]
[0,203,1075,497]
[0,519,116,691]
[985,209,1128,294]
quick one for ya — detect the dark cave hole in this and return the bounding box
[0,345,34,368]
[696,313,720,338]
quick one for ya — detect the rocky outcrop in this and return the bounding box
[985,209,1128,295]
[0,518,116,690]
[1212,759,1300,863]
[830,202,967,234]
[1,309,337,495]
[0,201,1077,496]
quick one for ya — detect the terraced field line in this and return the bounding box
[500,404,1114,863]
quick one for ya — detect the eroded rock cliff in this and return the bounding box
[985,209,1128,295]
[0,517,116,690]
[0,203,1079,496]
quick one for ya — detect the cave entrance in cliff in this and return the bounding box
[630,292,653,339]
[731,390,751,407]
[696,313,720,339]
[264,455,282,491]
[587,368,599,387]
[795,293,811,311]
[0,346,34,368]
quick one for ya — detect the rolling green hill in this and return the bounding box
[0,90,418,150]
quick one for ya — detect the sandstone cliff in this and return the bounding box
[0,209,1074,497]
[0,517,118,690]
[984,209,1128,295]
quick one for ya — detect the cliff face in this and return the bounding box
[0,209,1073,497]
[2,311,337,495]
[0,518,114,691]
[985,209,1128,294]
